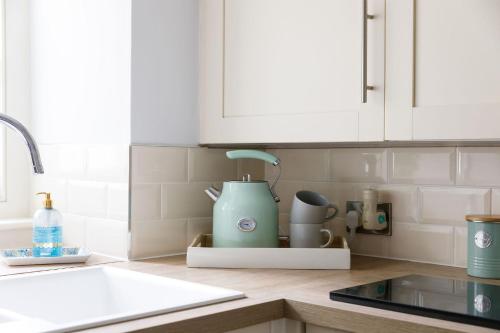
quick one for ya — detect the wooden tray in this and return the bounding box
[186,234,350,270]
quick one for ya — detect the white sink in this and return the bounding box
[0,266,244,332]
[0,309,29,323]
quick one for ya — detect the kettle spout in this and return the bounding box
[205,186,221,202]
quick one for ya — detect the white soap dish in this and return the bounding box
[0,247,91,266]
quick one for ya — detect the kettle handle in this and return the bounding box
[226,150,281,202]
[226,150,280,166]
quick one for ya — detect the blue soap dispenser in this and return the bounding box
[33,192,63,257]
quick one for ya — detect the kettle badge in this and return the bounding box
[237,218,257,232]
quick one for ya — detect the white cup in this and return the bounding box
[289,223,334,248]
[290,191,338,224]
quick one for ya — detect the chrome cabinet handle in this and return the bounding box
[361,0,374,103]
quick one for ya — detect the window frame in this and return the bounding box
[0,0,6,202]
[0,0,43,220]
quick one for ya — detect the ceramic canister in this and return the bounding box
[466,215,500,279]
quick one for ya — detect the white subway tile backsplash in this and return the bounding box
[163,183,214,219]
[389,223,454,265]
[131,184,162,220]
[278,213,290,236]
[132,146,187,183]
[457,147,500,186]
[188,148,237,182]
[328,217,347,238]
[86,218,128,259]
[388,148,455,185]
[237,158,265,181]
[131,220,187,259]
[0,227,32,249]
[107,183,128,221]
[330,183,374,217]
[302,182,334,203]
[187,217,212,246]
[275,181,303,213]
[350,234,390,257]
[419,187,490,225]
[129,145,500,267]
[31,177,68,213]
[58,145,87,178]
[37,145,59,177]
[33,144,129,259]
[454,227,467,267]
[377,185,418,223]
[62,214,86,247]
[68,181,108,218]
[491,189,500,214]
[269,149,330,181]
[331,148,387,183]
[130,146,251,258]
[87,145,129,182]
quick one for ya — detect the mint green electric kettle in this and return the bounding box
[205,150,280,248]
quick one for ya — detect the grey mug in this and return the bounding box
[290,190,338,224]
[289,223,334,248]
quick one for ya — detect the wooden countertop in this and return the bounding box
[72,255,500,333]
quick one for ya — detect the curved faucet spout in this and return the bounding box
[0,114,44,174]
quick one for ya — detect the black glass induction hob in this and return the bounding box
[330,275,500,330]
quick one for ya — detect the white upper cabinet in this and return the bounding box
[199,0,386,144]
[200,0,500,144]
[386,0,500,140]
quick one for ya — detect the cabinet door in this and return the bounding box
[225,319,304,333]
[386,0,500,140]
[306,323,352,333]
[200,0,385,144]
[225,322,271,333]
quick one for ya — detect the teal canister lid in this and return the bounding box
[466,215,500,223]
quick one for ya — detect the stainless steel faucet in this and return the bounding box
[0,114,44,174]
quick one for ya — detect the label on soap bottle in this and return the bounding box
[33,226,63,257]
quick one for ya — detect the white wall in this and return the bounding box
[131,0,198,145]
[27,0,131,258]
[30,0,131,145]
[29,0,200,146]
[0,0,32,219]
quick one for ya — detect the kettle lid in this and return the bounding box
[225,150,281,203]
[227,174,267,183]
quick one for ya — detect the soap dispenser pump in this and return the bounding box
[33,192,63,257]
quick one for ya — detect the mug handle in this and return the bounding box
[320,229,334,248]
[325,203,339,220]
